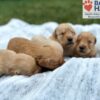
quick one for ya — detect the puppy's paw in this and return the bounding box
[36,57,59,69]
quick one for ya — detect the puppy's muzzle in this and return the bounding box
[79,46,86,53]
[67,38,74,45]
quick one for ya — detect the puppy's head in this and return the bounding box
[75,32,96,57]
[52,23,77,48]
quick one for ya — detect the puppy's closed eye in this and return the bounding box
[71,31,76,35]
[88,40,93,44]
[60,32,65,35]
[57,32,64,36]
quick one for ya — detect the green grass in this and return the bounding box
[0,0,100,25]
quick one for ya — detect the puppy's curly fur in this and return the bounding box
[7,36,64,69]
[74,32,96,57]
[50,23,77,57]
[0,50,41,76]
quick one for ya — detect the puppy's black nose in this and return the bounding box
[79,46,85,51]
[68,38,73,42]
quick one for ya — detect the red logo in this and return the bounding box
[83,0,93,11]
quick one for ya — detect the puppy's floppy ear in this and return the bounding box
[52,29,57,39]
[78,33,81,37]
[77,34,81,39]
[94,37,97,44]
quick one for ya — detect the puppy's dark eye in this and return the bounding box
[61,32,64,35]
[88,40,92,44]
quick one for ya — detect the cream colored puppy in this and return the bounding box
[7,36,64,69]
[0,49,41,76]
[74,32,96,57]
[50,23,77,57]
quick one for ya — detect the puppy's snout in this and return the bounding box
[67,38,73,44]
[68,38,73,42]
[80,46,85,50]
[79,46,86,52]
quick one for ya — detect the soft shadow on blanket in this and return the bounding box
[0,19,100,100]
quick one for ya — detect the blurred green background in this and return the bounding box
[0,0,100,25]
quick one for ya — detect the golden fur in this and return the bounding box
[50,23,77,57]
[74,32,96,57]
[0,50,41,76]
[7,36,64,69]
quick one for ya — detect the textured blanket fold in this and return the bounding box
[0,58,100,100]
[0,19,100,100]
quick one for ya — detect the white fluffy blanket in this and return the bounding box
[0,19,100,100]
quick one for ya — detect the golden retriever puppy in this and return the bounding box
[74,32,96,57]
[7,36,64,69]
[0,49,41,76]
[50,23,77,57]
